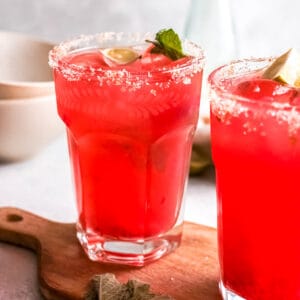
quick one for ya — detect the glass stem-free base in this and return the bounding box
[76,223,183,266]
[220,281,246,300]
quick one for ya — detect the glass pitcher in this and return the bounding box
[184,0,237,71]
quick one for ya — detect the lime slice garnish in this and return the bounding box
[101,47,140,65]
[263,48,300,88]
[189,146,212,175]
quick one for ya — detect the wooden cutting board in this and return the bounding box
[0,207,221,300]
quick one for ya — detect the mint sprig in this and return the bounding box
[146,28,186,61]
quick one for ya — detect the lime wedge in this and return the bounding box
[262,48,300,88]
[101,47,140,65]
[189,145,212,175]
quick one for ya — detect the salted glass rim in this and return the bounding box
[207,57,299,109]
[48,32,205,81]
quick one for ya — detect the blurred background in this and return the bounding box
[1,0,299,64]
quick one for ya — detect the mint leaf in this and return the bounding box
[146,28,186,61]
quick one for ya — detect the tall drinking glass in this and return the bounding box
[49,32,204,266]
[209,58,300,299]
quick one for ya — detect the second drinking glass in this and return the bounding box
[209,56,300,299]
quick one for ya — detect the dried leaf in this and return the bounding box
[99,273,124,300]
[85,273,174,300]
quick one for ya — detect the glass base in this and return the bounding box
[220,281,246,300]
[76,223,183,266]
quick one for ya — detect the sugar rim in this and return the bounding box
[48,32,205,83]
[208,57,300,109]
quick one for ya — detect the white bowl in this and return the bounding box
[0,31,54,99]
[0,31,63,161]
[0,95,63,161]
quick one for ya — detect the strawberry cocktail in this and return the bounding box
[209,51,300,299]
[49,30,204,265]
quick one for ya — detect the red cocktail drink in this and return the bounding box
[49,32,204,265]
[209,58,300,299]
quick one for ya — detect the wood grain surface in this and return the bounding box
[0,207,221,300]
